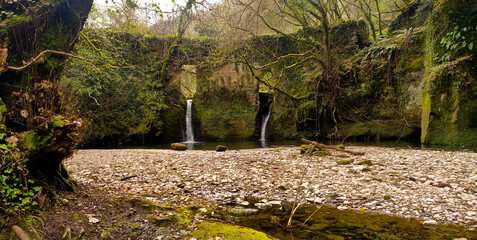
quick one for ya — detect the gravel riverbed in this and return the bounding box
[65,146,477,228]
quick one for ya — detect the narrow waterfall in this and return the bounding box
[260,104,271,141]
[185,99,195,143]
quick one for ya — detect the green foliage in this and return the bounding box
[62,29,168,142]
[51,116,66,128]
[194,89,256,141]
[0,149,41,215]
[21,130,51,151]
[194,22,218,37]
[438,26,475,62]
[0,98,6,123]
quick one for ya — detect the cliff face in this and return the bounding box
[53,0,475,147]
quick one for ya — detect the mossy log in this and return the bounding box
[301,139,364,156]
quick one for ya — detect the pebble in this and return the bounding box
[364,201,378,208]
[423,220,438,225]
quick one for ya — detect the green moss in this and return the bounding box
[229,210,247,217]
[0,98,6,123]
[236,204,477,240]
[326,235,345,240]
[337,159,354,165]
[341,120,408,139]
[21,130,51,151]
[51,116,66,128]
[311,151,331,157]
[357,160,373,166]
[421,10,435,144]
[194,89,256,141]
[190,222,273,240]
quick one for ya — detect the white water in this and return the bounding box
[185,99,195,143]
[260,104,272,141]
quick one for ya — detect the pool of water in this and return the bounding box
[121,139,425,150]
[143,140,301,150]
[89,139,475,152]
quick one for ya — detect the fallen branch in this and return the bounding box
[287,144,315,229]
[61,226,71,240]
[88,92,100,105]
[120,175,138,181]
[7,50,93,71]
[301,139,364,156]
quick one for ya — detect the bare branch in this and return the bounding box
[7,50,93,71]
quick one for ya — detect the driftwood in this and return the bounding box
[301,139,364,156]
[120,175,138,181]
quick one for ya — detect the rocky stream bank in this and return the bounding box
[60,146,477,239]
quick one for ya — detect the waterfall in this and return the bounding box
[260,104,271,141]
[185,99,195,143]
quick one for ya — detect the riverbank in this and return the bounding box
[65,146,477,228]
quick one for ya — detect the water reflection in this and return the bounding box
[178,140,297,150]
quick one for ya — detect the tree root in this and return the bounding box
[301,139,364,156]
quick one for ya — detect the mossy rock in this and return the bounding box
[357,160,373,166]
[300,144,311,154]
[337,159,354,165]
[216,145,228,152]
[171,143,187,151]
[311,151,331,157]
[190,222,274,239]
[326,235,345,240]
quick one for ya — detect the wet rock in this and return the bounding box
[216,145,228,152]
[268,201,282,205]
[423,220,438,225]
[364,201,378,208]
[435,182,450,188]
[281,201,292,212]
[254,202,272,209]
[171,143,187,151]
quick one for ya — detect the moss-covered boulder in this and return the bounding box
[190,222,274,240]
[171,143,187,151]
